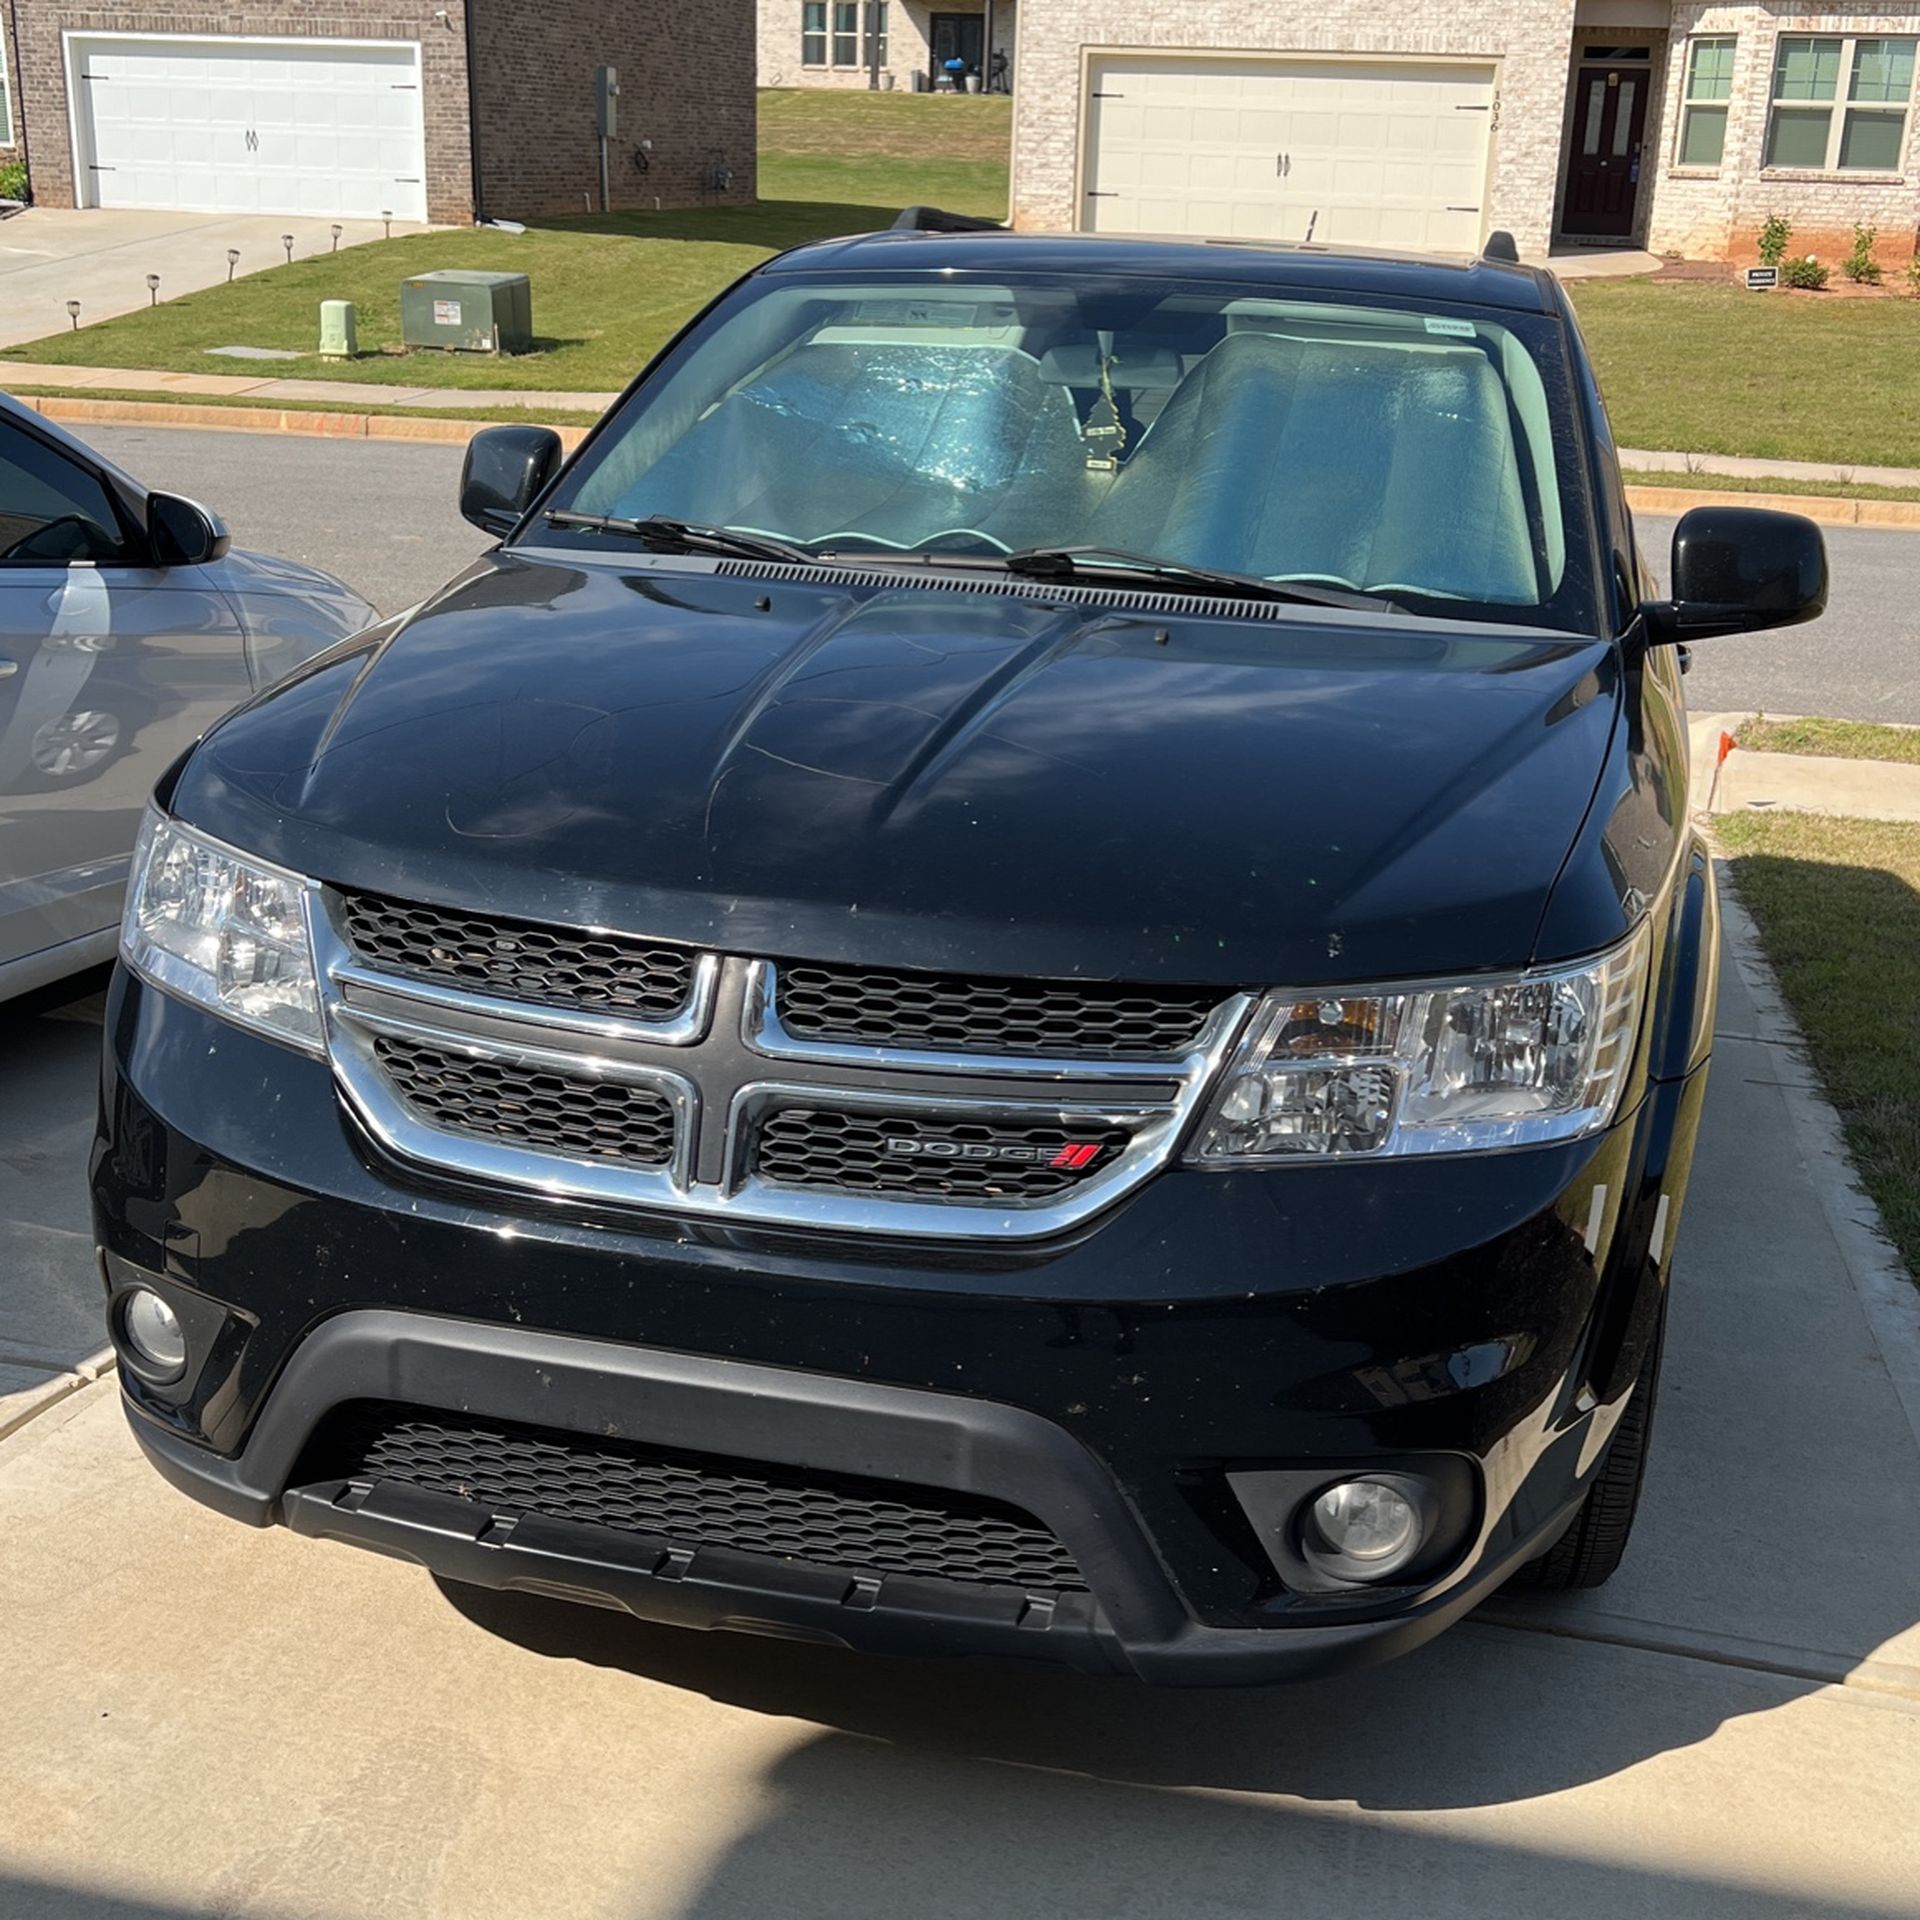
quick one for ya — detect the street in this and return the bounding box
[88,425,1920,724]
[3,901,1919,1916]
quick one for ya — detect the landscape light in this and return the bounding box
[146,273,160,305]
[382,210,393,240]
[282,233,294,264]
[65,300,81,329]
[226,248,241,282]
[331,224,342,251]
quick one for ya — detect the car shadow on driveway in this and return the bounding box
[431,1573,1796,1806]
[437,1579,1910,1917]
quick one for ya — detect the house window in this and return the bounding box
[802,0,827,65]
[832,1,859,66]
[1765,34,1916,172]
[1677,37,1735,167]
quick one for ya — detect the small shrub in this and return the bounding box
[1757,214,1792,266]
[1844,224,1882,283]
[1782,254,1830,290]
[1906,254,1920,297]
[0,159,28,204]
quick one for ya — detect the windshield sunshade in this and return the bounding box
[553,277,1595,629]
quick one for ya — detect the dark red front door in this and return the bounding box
[1562,64,1649,238]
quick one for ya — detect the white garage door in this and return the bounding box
[1083,55,1495,253]
[69,36,428,221]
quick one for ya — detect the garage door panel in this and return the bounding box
[72,36,428,221]
[1085,52,1493,253]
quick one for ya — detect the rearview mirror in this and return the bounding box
[1643,505,1827,644]
[148,492,231,567]
[460,425,564,535]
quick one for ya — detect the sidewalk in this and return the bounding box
[1690,711,1920,822]
[0,357,620,415]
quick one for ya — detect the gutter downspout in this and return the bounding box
[463,0,487,223]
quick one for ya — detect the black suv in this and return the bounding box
[92,229,1825,1685]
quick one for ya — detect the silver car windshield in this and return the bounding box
[547,273,1598,629]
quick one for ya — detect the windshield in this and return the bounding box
[542,269,1599,630]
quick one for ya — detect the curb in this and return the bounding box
[0,1346,117,1447]
[15,392,594,453]
[13,392,1920,524]
[1623,483,1920,529]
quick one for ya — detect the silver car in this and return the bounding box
[0,394,374,1002]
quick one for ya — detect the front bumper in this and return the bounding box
[96,971,1706,1684]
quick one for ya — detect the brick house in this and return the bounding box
[1005,1,1920,265]
[0,0,756,225]
[758,0,1015,93]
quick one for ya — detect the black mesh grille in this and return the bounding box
[339,891,698,1022]
[373,1036,677,1168]
[306,1404,1088,1594]
[776,962,1219,1059]
[756,1108,1131,1201]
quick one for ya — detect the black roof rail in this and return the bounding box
[891,205,1007,234]
[1481,230,1521,264]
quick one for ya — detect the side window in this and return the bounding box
[0,419,132,566]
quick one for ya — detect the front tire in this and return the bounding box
[1511,1299,1666,1592]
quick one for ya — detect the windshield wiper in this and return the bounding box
[998,546,1401,613]
[543,511,819,566]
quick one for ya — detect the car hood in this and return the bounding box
[172,553,1622,988]
[205,546,377,690]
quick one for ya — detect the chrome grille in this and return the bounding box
[339,890,698,1022]
[307,1403,1088,1593]
[775,961,1219,1060]
[319,890,1251,1240]
[373,1035,678,1169]
[756,1107,1132,1201]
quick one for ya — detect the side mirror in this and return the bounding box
[1643,505,1827,644]
[460,425,564,535]
[147,492,231,567]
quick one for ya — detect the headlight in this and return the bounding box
[121,810,323,1054]
[1187,925,1650,1163]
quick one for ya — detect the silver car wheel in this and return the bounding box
[30,709,122,777]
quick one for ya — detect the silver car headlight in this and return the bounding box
[121,809,323,1055]
[1187,925,1651,1163]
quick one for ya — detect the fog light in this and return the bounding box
[121,1287,187,1381]
[1307,1478,1422,1577]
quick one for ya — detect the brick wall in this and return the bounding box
[1647,3,1920,263]
[11,3,476,221]
[1008,0,1580,255]
[475,0,756,219]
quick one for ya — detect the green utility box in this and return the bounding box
[399,270,532,353]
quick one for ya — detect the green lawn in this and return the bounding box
[3,92,1011,394]
[1718,812,1920,1282]
[1566,279,1920,469]
[1735,716,1920,766]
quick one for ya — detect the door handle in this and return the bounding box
[0,658,17,680]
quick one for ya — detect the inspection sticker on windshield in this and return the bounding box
[1423,316,1477,338]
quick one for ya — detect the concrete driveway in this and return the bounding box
[0,898,1917,1917]
[0,209,434,351]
